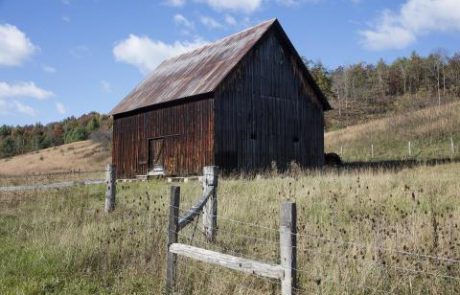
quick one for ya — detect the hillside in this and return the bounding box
[0,140,111,176]
[325,101,460,162]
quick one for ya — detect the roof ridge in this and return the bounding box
[158,18,277,65]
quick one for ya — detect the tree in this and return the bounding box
[0,137,15,157]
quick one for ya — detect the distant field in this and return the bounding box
[0,140,110,176]
[326,101,460,162]
[1,163,460,294]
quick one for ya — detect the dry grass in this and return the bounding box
[1,163,460,294]
[326,101,460,161]
[0,140,111,176]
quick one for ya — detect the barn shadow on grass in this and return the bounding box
[337,157,460,173]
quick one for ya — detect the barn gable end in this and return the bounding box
[214,27,325,172]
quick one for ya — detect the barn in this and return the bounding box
[111,18,331,179]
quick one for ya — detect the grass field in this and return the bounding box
[325,101,460,162]
[0,140,110,176]
[1,163,460,294]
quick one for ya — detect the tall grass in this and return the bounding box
[1,163,460,294]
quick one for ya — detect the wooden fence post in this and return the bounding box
[166,186,180,294]
[451,137,455,156]
[104,164,116,213]
[202,166,218,242]
[280,202,297,295]
[408,141,412,157]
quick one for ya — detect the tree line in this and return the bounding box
[305,50,460,128]
[0,112,112,158]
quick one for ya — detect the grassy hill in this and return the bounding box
[325,101,460,162]
[0,140,111,176]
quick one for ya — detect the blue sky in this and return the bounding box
[0,0,459,125]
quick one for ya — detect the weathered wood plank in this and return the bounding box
[280,202,297,295]
[202,166,218,241]
[166,186,180,293]
[169,243,284,280]
[104,164,116,213]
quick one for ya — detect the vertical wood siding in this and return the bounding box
[214,30,325,172]
[113,99,214,178]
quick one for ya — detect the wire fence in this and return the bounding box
[166,200,460,295]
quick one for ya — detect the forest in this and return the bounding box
[1,50,460,159]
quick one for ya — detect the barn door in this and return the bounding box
[148,139,165,175]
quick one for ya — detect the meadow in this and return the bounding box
[325,101,460,162]
[1,163,460,294]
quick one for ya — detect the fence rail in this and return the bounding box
[166,166,298,295]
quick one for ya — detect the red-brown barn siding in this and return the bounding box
[112,98,214,178]
[214,29,324,172]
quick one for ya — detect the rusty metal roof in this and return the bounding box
[111,18,331,115]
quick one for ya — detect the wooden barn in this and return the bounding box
[111,19,331,179]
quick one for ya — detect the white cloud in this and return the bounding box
[14,101,37,116]
[165,0,186,6]
[113,34,208,74]
[62,0,71,5]
[62,16,71,23]
[200,16,223,29]
[101,80,111,93]
[360,0,460,50]
[42,65,57,73]
[174,14,194,29]
[55,102,67,115]
[0,81,54,100]
[0,23,37,67]
[224,15,237,26]
[197,0,262,13]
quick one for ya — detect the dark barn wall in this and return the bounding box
[214,30,325,172]
[112,98,215,178]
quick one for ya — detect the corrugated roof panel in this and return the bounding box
[111,19,276,115]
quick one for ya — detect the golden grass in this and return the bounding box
[0,140,111,176]
[326,101,460,161]
[1,163,460,294]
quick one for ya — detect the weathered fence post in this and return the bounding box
[166,186,180,294]
[280,202,297,295]
[202,166,218,242]
[104,164,116,213]
[451,137,455,156]
[371,144,374,159]
[408,141,412,157]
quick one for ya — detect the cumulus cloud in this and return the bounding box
[14,101,37,116]
[0,81,54,100]
[0,99,38,117]
[200,16,223,29]
[0,23,37,66]
[55,102,67,115]
[360,0,460,50]
[113,34,207,74]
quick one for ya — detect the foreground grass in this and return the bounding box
[1,163,460,294]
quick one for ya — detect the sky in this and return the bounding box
[0,0,459,125]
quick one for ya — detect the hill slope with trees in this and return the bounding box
[0,113,112,159]
[306,49,460,129]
